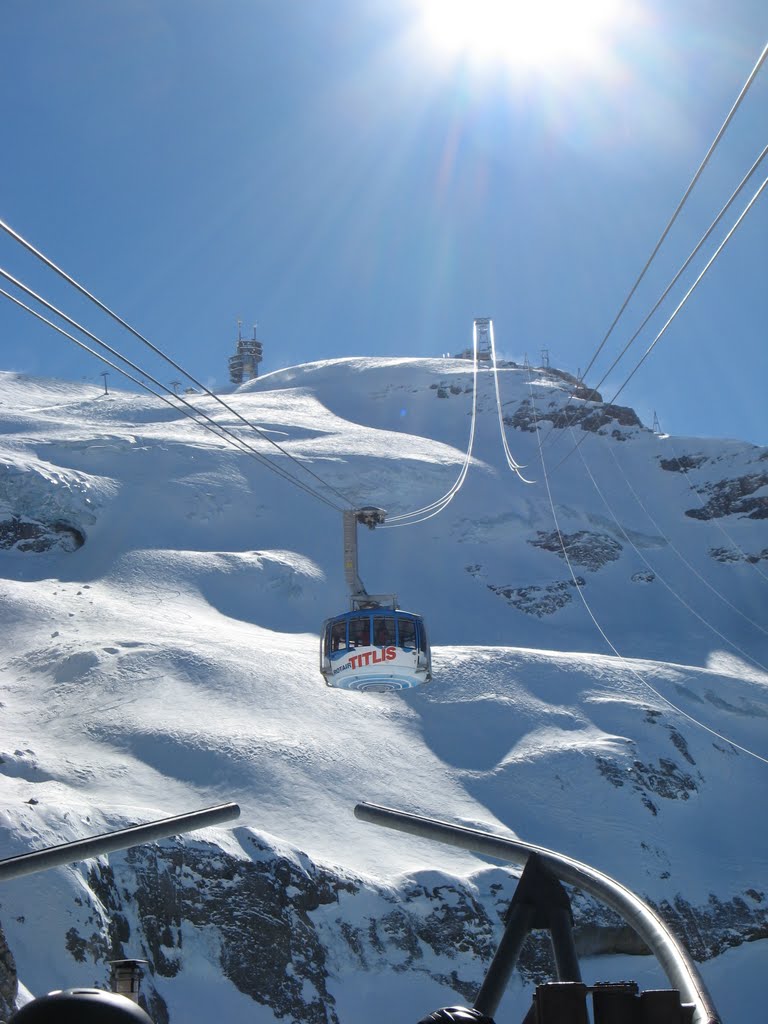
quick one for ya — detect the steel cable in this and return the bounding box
[526,370,768,766]
[575,41,768,390]
[0,280,347,512]
[0,219,356,510]
[544,143,768,453]
[550,173,768,473]
[383,326,481,526]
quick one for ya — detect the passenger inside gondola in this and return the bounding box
[374,616,397,647]
[331,621,346,652]
[398,618,417,650]
[351,617,370,647]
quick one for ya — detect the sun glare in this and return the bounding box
[415,0,631,73]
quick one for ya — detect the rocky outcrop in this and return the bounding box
[8,824,768,1020]
[654,891,768,960]
[529,531,623,571]
[709,546,768,565]
[0,919,18,1021]
[658,455,708,473]
[488,578,586,617]
[685,472,768,521]
[0,515,84,553]
[508,399,641,436]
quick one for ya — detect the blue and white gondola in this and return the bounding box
[320,608,432,693]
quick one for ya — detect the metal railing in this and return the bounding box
[355,802,720,1024]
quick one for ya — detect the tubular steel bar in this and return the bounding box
[0,802,240,883]
[354,802,720,1024]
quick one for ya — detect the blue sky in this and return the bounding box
[1,0,766,444]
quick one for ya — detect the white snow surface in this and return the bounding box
[1,359,767,1021]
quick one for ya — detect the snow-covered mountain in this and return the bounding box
[1,358,766,1023]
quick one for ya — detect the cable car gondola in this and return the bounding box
[321,606,432,692]
[320,507,432,693]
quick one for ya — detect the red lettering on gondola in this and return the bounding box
[348,647,398,671]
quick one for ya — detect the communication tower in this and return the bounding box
[228,321,263,385]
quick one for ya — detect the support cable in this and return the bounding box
[0,283,347,513]
[605,442,768,639]
[382,323,481,527]
[575,41,768,389]
[526,371,768,767]
[569,422,768,670]
[0,222,356,510]
[488,319,534,483]
[550,173,768,473]
[544,143,768,452]
[661,433,768,585]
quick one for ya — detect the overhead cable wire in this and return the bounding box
[1,287,238,448]
[550,173,768,474]
[382,324,481,527]
[0,284,345,512]
[544,143,768,453]
[604,443,768,639]
[570,424,768,668]
[661,432,768,585]
[0,218,356,510]
[488,320,534,483]
[526,371,768,767]
[576,40,768,389]
[0,277,347,513]
[538,42,768,449]
[569,142,765,421]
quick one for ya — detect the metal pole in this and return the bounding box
[474,903,535,1017]
[354,803,719,1024]
[0,802,240,883]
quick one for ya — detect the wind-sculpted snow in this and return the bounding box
[1,362,767,1022]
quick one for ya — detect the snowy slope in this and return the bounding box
[1,360,767,1022]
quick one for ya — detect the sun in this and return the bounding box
[413,0,633,73]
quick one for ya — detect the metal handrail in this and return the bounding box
[354,802,720,1024]
[0,802,240,883]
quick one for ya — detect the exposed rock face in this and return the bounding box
[0,919,18,1020]
[685,473,768,521]
[658,455,708,473]
[74,835,356,1024]
[655,891,768,960]
[529,531,623,571]
[631,570,656,583]
[709,546,768,565]
[0,515,85,553]
[48,831,768,1021]
[508,399,642,436]
[488,578,586,617]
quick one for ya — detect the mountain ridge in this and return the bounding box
[0,357,766,1022]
